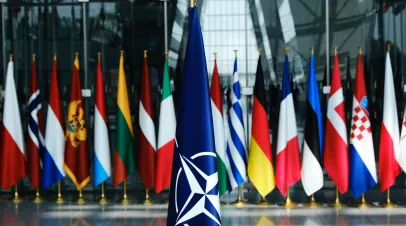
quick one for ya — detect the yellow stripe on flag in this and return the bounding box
[248,138,275,197]
[117,54,133,136]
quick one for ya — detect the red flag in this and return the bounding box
[27,54,45,188]
[64,54,90,190]
[137,51,156,189]
[323,53,349,194]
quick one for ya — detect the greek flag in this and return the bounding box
[225,56,247,190]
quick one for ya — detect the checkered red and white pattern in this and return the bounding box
[350,106,371,141]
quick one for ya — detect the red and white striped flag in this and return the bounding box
[0,58,26,190]
[138,50,157,189]
[378,51,401,192]
[323,53,349,194]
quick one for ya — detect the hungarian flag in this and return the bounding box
[349,51,377,198]
[113,51,135,187]
[137,51,156,189]
[27,54,46,188]
[248,56,275,197]
[93,53,111,188]
[378,51,401,192]
[210,56,230,195]
[0,57,26,190]
[156,54,176,193]
[64,54,90,190]
[41,55,65,189]
[301,52,324,196]
[323,52,349,194]
[276,55,301,197]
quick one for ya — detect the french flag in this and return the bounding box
[378,51,401,192]
[276,55,301,197]
[41,56,66,189]
[0,58,26,190]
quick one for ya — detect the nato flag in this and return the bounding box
[166,5,221,226]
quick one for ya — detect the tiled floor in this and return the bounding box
[1,200,406,225]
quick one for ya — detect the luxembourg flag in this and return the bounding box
[349,51,377,198]
[276,55,301,197]
[378,51,401,192]
[0,58,26,190]
[41,55,66,189]
[93,54,111,187]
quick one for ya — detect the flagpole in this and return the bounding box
[55,181,66,204]
[117,180,132,204]
[278,188,297,207]
[10,184,24,202]
[329,187,345,208]
[141,189,154,204]
[230,186,248,206]
[33,187,44,203]
[97,182,109,204]
[355,193,373,208]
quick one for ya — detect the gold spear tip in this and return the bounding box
[284,48,289,54]
[53,53,57,60]
[358,46,363,55]
[234,50,238,57]
[164,52,168,59]
[213,52,217,59]
[190,0,195,8]
[9,54,12,61]
[144,50,148,58]
[75,52,79,59]
[32,53,36,61]
[334,47,338,56]
[387,43,391,52]
[311,47,315,55]
[258,48,262,56]
[120,50,124,57]
[97,52,101,60]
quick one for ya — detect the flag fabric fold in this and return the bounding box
[210,57,231,195]
[276,55,301,197]
[64,55,90,190]
[0,59,26,190]
[93,54,111,188]
[301,53,324,196]
[167,6,221,226]
[378,51,401,192]
[156,56,176,193]
[27,55,46,188]
[248,56,275,198]
[349,52,377,198]
[323,53,349,194]
[41,56,65,189]
[113,52,136,187]
[225,55,247,191]
[138,53,157,190]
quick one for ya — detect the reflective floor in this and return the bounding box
[1,199,406,226]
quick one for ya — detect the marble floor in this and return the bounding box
[1,200,406,226]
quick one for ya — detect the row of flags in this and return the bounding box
[0,51,176,196]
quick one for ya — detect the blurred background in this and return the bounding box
[0,0,405,204]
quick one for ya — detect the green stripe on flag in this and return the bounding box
[116,108,136,173]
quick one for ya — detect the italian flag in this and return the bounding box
[113,51,136,187]
[156,55,176,193]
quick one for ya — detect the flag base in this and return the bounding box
[75,196,87,204]
[278,199,297,208]
[116,197,132,205]
[141,189,155,205]
[379,202,398,208]
[9,195,24,203]
[302,196,322,208]
[354,194,373,208]
[97,197,109,205]
[162,199,169,204]
[55,196,66,204]
[33,195,45,203]
[220,201,227,206]
[328,202,346,208]
[255,197,273,206]
[230,186,248,207]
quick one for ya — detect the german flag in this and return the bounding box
[64,53,90,190]
[248,55,275,198]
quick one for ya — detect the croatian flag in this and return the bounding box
[378,51,401,192]
[276,55,301,197]
[41,56,66,189]
[349,52,377,198]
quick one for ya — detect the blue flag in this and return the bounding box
[166,6,221,226]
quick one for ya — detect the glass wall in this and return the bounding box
[1,0,406,203]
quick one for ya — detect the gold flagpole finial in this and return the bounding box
[75,52,79,59]
[387,43,391,52]
[213,52,217,60]
[190,0,195,7]
[9,54,13,62]
[164,52,168,59]
[334,47,338,56]
[32,53,36,61]
[258,48,262,56]
[97,52,101,60]
[234,50,238,57]
[120,50,124,57]
[358,46,363,55]
[284,48,289,54]
[311,48,315,55]
[53,53,57,60]
[144,50,148,58]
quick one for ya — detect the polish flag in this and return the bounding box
[0,58,26,190]
[323,53,349,194]
[276,55,301,197]
[378,51,401,192]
